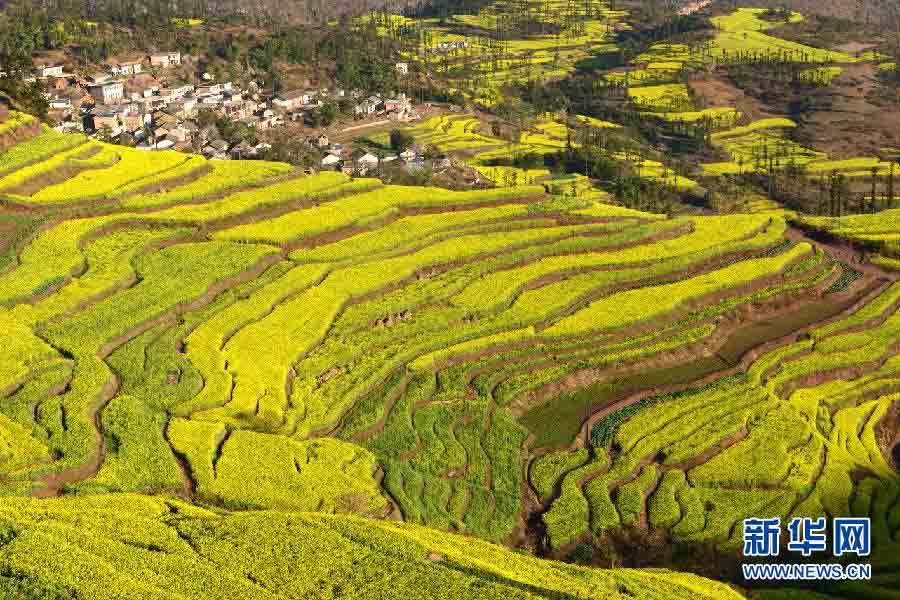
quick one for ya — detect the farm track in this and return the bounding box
[33,374,119,497]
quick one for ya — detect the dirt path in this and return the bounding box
[33,374,119,498]
[679,0,710,16]
[690,75,770,122]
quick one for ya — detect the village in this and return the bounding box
[18,52,425,172]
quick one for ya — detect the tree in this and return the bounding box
[889,163,896,212]
[390,128,414,152]
[871,167,879,212]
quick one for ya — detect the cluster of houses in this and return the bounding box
[319,143,451,176]
[272,88,415,122]
[26,52,419,160]
[431,40,469,54]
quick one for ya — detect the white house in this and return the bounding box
[36,64,64,78]
[272,89,312,110]
[87,81,125,104]
[149,51,181,68]
[321,154,342,168]
[48,97,72,110]
[395,62,409,75]
[109,61,142,76]
[354,96,382,116]
[159,83,194,101]
[357,153,380,167]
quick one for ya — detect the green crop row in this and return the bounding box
[617,464,658,526]
[0,127,88,177]
[221,222,632,433]
[119,159,293,210]
[529,449,590,501]
[0,140,101,193]
[219,184,545,246]
[0,492,747,599]
[546,242,810,336]
[29,146,190,204]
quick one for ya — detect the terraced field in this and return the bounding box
[371,113,695,192]
[701,118,899,179]
[0,116,898,596]
[0,494,743,599]
[365,0,627,105]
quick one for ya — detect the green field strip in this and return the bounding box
[184,263,330,420]
[450,220,684,313]
[31,242,278,471]
[616,464,658,526]
[216,184,545,246]
[766,306,900,394]
[28,147,196,205]
[293,205,561,264]
[687,403,814,488]
[0,409,51,481]
[106,322,204,417]
[464,244,827,426]
[491,324,717,407]
[682,488,795,546]
[336,371,407,442]
[542,449,608,549]
[362,381,524,540]
[119,160,294,210]
[614,382,766,457]
[0,173,361,308]
[0,364,70,438]
[22,227,191,326]
[146,171,363,225]
[529,448,591,502]
[454,215,786,314]
[40,242,279,356]
[708,9,855,65]
[545,243,811,337]
[266,223,652,434]
[0,492,746,599]
[0,127,88,178]
[198,431,385,512]
[294,273,665,442]
[0,314,70,399]
[628,84,693,113]
[234,222,638,435]
[0,140,103,195]
[72,393,183,495]
[648,469,686,529]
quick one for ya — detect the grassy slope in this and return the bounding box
[0,494,745,600]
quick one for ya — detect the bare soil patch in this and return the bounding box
[690,74,769,121]
[780,63,900,159]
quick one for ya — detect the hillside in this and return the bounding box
[0,493,745,599]
[0,108,898,597]
[2,0,900,594]
[732,0,898,24]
